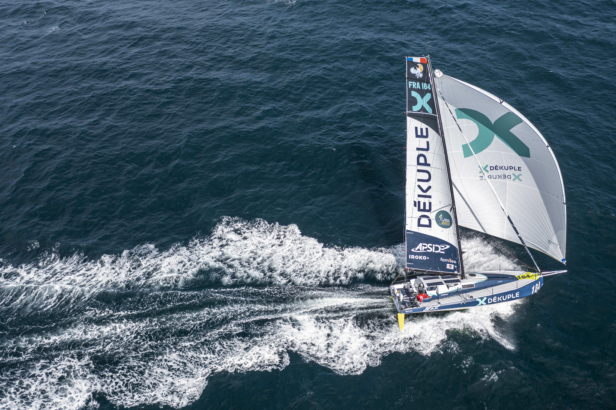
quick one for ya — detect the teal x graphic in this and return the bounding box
[513,173,522,181]
[476,297,487,306]
[411,91,432,113]
[455,109,530,158]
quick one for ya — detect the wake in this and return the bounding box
[0,217,521,410]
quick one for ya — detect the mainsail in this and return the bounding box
[405,57,461,274]
[434,73,567,264]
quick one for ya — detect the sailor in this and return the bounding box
[416,281,429,303]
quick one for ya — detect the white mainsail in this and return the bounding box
[405,58,461,273]
[434,73,567,264]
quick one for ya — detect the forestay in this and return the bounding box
[434,74,567,264]
[405,58,461,274]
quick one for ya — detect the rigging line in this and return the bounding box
[435,85,542,273]
[542,271,567,288]
[390,270,403,286]
[487,233,535,271]
[542,270,567,277]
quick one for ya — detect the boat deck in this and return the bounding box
[391,271,542,314]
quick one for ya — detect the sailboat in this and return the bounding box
[392,56,566,330]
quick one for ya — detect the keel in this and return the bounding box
[397,313,405,331]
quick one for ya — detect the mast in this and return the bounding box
[426,56,466,278]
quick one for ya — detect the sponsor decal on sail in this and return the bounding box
[413,126,432,228]
[455,109,530,158]
[406,231,460,271]
[480,165,522,172]
[411,243,451,253]
[435,210,452,228]
[478,165,523,182]
[410,92,432,113]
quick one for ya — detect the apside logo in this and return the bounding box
[411,243,450,254]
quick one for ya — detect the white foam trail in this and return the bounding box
[0,219,519,294]
[0,218,525,409]
[0,289,522,409]
[0,217,400,292]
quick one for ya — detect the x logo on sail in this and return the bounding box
[411,92,433,114]
[455,109,530,158]
[513,173,522,181]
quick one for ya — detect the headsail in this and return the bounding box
[405,57,461,274]
[434,73,567,264]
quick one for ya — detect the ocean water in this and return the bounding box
[1,0,615,409]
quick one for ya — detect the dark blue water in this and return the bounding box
[1,0,616,408]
